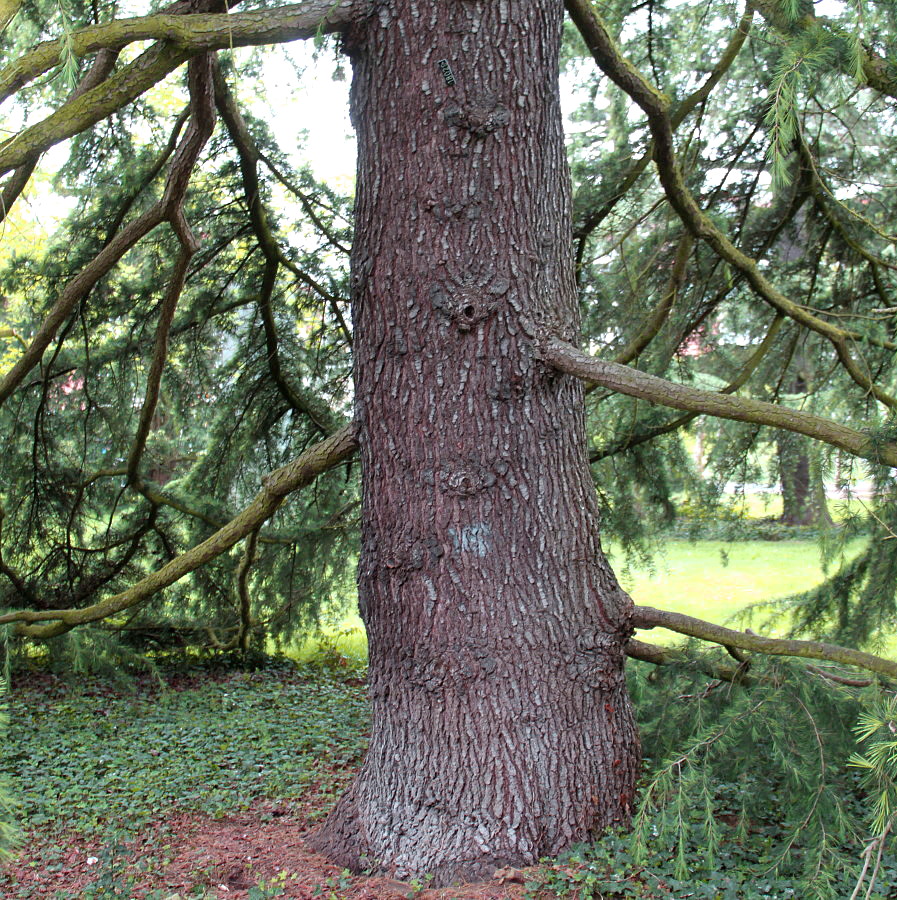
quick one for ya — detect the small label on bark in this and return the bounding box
[438,59,456,86]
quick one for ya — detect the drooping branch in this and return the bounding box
[0,0,364,180]
[751,0,897,103]
[214,63,346,435]
[564,0,897,411]
[126,234,198,483]
[235,527,259,652]
[542,335,897,467]
[103,109,190,245]
[0,54,216,409]
[625,638,754,684]
[573,1,751,272]
[590,313,785,461]
[612,232,693,367]
[126,56,216,484]
[633,605,897,680]
[0,425,358,638]
[258,152,351,257]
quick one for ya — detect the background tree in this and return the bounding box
[1,0,897,885]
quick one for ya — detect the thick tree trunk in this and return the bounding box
[311,0,639,883]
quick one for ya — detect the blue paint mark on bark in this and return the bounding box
[448,523,492,557]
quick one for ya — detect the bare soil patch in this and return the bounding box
[2,799,532,899]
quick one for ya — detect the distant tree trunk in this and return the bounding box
[777,373,832,527]
[310,0,639,883]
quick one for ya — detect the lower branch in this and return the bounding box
[625,638,750,684]
[0,425,358,639]
[633,605,897,680]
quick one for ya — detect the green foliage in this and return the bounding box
[6,660,897,898]
[0,678,20,859]
[849,691,897,836]
[630,658,866,897]
[755,499,897,649]
[2,660,368,837]
[54,0,79,90]
[0,75,358,663]
[524,660,897,899]
[671,499,825,542]
[763,17,870,188]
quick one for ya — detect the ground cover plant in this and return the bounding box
[3,649,896,899]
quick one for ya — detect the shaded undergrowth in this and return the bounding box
[2,654,895,899]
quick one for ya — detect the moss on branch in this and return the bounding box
[633,605,897,680]
[543,336,897,467]
[0,425,358,639]
[0,0,364,104]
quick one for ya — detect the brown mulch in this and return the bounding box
[2,799,535,900]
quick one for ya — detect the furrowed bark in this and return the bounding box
[311,0,639,883]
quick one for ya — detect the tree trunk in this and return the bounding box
[777,374,832,527]
[310,0,639,883]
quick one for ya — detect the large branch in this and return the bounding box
[0,48,119,226]
[0,0,21,34]
[633,605,897,680]
[573,1,751,271]
[0,0,363,178]
[542,336,897,467]
[0,41,189,178]
[0,425,358,638]
[0,0,363,105]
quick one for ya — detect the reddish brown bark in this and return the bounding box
[311,0,639,882]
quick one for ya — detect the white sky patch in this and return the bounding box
[250,42,603,187]
[254,41,357,192]
[814,0,847,15]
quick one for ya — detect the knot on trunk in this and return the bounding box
[443,94,511,137]
[429,274,509,332]
[566,627,629,689]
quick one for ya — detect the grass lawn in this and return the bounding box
[301,538,862,660]
[613,538,857,644]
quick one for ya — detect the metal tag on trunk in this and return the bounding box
[438,59,456,87]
